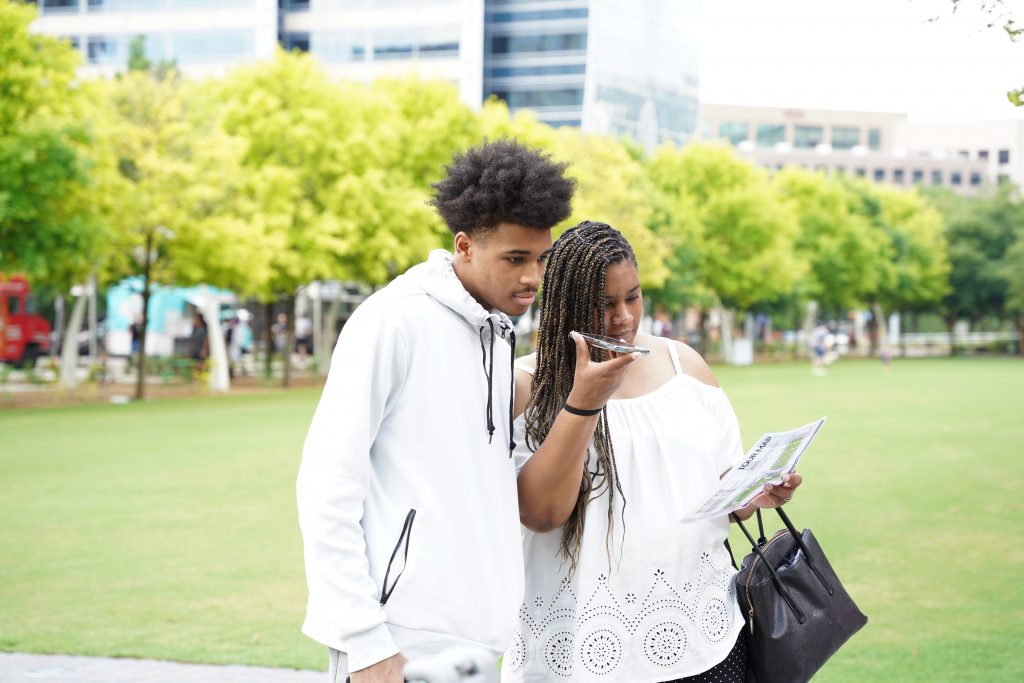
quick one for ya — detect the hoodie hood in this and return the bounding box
[403,249,514,333]
[403,250,518,453]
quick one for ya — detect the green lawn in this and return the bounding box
[1,357,1022,680]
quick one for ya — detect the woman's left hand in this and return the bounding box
[751,472,803,508]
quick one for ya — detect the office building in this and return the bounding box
[700,103,1020,196]
[31,0,700,146]
[483,0,700,147]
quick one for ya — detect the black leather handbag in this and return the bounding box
[729,508,867,683]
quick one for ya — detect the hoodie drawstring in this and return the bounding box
[507,328,517,455]
[479,320,497,445]
[478,320,518,457]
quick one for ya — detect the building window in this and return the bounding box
[543,119,583,128]
[931,170,943,185]
[490,8,588,22]
[282,32,310,52]
[313,31,367,61]
[835,165,846,174]
[978,149,989,161]
[281,0,311,10]
[489,32,587,55]
[718,121,749,145]
[831,126,859,150]
[41,0,78,12]
[486,64,585,78]
[957,149,970,159]
[794,125,823,149]
[970,172,982,186]
[489,88,584,108]
[87,36,121,64]
[998,173,1011,184]
[855,167,866,177]
[893,168,905,183]
[868,128,881,150]
[999,149,1010,164]
[173,31,254,63]
[951,171,963,185]
[873,168,886,182]
[912,169,924,183]
[756,124,785,147]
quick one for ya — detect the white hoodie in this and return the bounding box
[297,250,524,675]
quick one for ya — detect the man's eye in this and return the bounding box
[507,257,524,264]
[538,254,549,264]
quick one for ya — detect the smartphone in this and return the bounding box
[573,331,650,355]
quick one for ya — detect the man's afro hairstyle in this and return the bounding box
[430,139,576,236]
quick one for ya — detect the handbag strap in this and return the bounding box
[732,512,807,623]
[739,508,836,598]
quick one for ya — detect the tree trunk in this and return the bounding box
[52,294,65,362]
[321,296,342,376]
[1016,316,1024,357]
[872,303,890,359]
[719,306,735,364]
[944,314,957,357]
[59,290,87,390]
[135,231,154,400]
[263,302,274,380]
[282,293,296,388]
[695,308,707,356]
[88,272,98,361]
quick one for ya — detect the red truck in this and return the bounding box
[1,274,52,368]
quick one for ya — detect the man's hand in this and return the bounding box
[349,652,407,683]
[565,332,641,410]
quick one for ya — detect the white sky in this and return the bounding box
[697,0,1024,122]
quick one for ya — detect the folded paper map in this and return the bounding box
[684,417,827,521]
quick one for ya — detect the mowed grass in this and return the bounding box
[0,357,1022,680]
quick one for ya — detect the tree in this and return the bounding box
[645,143,803,357]
[844,177,951,350]
[0,1,106,289]
[1000,229,1024,353]
[773,167,888,314]
[215,53,476,384]
[924,185,1022,342]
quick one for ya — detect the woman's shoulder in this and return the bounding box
[513,352,537,419]
[660,337,719,389]
[515,351,537,374]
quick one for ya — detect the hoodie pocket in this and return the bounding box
[379,508,416,606]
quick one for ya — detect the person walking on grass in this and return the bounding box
[297,140,585,683]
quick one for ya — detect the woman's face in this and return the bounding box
[601,260,643,345]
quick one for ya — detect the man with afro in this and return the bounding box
[298,140,575,682]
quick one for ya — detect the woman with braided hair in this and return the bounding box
[502,221,803,683]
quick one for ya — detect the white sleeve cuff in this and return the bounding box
[341,622,401,674]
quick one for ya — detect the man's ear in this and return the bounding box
[453,231,473,262]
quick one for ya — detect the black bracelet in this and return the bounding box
[562,402,603,417]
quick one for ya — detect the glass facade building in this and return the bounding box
[484,0,700,147]
[32,0,700,146]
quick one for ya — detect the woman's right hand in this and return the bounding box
[565,332,641,410]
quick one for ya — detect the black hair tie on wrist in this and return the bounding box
[563,403,603,417]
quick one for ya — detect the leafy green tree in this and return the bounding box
[215,53,477,383]
[1000,229,1024,352]
[844,177,950,349]
[924,185,1022,340]
[0,0,105,288]
[773,167,887,313]
[645,143,803,356]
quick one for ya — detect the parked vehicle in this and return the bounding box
[0,274,52,368]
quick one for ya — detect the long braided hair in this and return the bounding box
[524,220,638,576]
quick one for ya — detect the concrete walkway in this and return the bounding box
[0,653,323,683]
